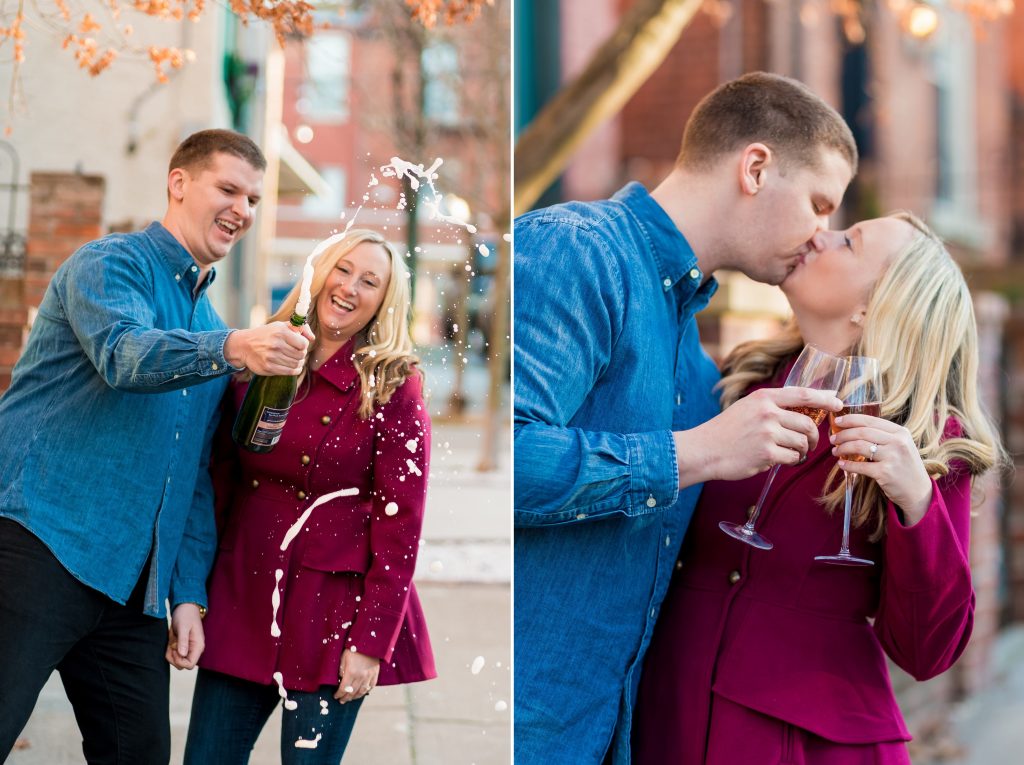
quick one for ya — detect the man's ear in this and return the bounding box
[739,142,772,197]
[168,168,187,202]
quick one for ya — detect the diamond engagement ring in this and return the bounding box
[869,443,878,460]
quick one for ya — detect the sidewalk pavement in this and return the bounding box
[949,622,1024,764]
[9,417,511,765]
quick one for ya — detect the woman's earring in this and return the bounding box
[850,314,863,325]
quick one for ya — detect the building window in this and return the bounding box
[928,13,988,247]
[302,34,351,121]
[303,166,347,218]
[422,42,461,126]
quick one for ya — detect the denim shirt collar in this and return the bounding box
[613,182,718,313]
[143,221,218,294]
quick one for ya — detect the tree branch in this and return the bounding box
[513,0,702,215]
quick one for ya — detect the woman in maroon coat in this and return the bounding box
[632,213,1005,764]
[183,229,435,764]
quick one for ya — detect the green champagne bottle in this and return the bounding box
[232,312,307,453]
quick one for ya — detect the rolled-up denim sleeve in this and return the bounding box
[513,219,679,527]
[55,243,234,392]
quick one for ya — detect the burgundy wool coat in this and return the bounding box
[633,380,974,765]
[199,339,436,691]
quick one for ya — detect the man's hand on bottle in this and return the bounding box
[224,322,315,376]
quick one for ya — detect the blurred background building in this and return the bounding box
[0,0,510,434]
[517,0,1023,760]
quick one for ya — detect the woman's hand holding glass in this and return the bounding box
[830,415,934,526]
[816,356,882,566]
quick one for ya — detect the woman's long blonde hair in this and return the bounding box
[718,212,1006,540]
[269,229,420,420]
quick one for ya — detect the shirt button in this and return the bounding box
[182,389,188,397]
[191,266,198,272]
[251,479,259,489]
[665,535,671,547]
[321,415,331,425]
[301,455,311,466]
[175,432,180,440]
[174,274,181,281]
[662,278,671,288]
[211,362,219,371]
[646,496,657,508]
[297,490,307,500]
[689,268,700,280]
[728,570,742,585]
[576,513,587,520]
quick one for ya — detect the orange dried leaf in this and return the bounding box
[79,14,102,34]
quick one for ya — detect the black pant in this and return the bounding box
[0,518,170,764]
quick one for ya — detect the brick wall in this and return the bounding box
[0,280,26,391]
[1003,307,1024,622]
[25,173,105,307]
[0,172,105,393]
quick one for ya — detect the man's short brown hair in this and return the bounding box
[168,129,266,175]
[677,72,857,175]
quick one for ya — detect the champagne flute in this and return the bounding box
[815,356,881,566]
[719,345,847,550]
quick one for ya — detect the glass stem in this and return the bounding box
[744,465,781,532]
[840,472,857,555]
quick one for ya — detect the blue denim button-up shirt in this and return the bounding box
[514,183,722,765]
[0,222,235,617]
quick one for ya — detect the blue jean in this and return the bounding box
[183,668,364,765]
[0,519,170,764]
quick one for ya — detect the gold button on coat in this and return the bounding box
[321,415,331,425]
[728,570,741,585]
[301,455,311,466]
[297,490,307,500]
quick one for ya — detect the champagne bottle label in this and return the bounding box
[232,311,307,453]
[251,405,291,447]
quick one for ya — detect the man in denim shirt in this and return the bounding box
[515,73,857,764]
[0,130,313,762]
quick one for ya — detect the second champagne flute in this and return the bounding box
[815,355,882,566]
[719,344,847,550]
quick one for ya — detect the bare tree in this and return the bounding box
[356,0,509,470]
[514,0,703,215]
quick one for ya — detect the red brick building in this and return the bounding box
[272,1,510,345]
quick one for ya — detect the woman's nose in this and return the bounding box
[809,230,840,251]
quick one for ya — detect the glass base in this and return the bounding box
[814,553,874,567]
[719,521,773,550]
